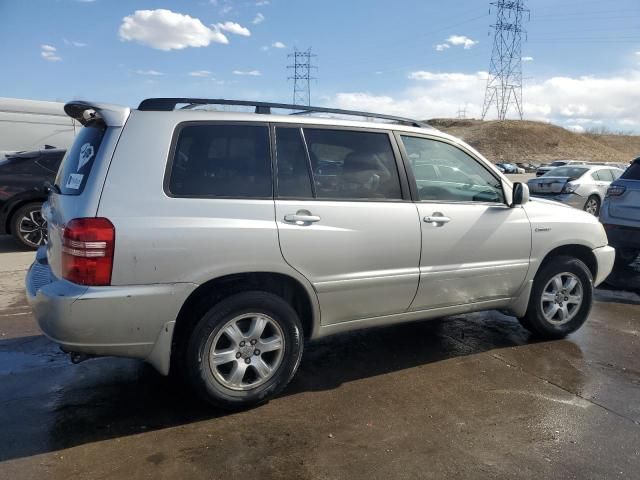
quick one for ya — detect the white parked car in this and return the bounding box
[26,99,615,409]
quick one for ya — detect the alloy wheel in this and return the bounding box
[540,272,583,325]
[208,313,285,391]
[18,209,48,247]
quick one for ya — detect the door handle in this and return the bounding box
[424,214,451,225]
[284,213,321,225]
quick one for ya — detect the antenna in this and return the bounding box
[287,48,317,106]
[481,1,530,120]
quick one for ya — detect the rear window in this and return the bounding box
[167,124,272,198]
[621,161,640,180]
[55,122,106,195]
[546,166,588,179]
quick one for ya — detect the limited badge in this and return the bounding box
[78,142,95,171]
[65,173,84,190]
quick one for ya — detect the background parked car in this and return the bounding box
[516,162,539,173]
[535,160,585,177]
[495,162,520,174]
[527,164,624,216]
[600,157,640,265]
[0,148,65,248]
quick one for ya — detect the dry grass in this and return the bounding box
[426,119,639,164]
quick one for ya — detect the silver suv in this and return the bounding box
[26,99,615,409]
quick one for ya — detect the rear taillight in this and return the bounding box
[61,218,115,286]
[606,185,626,198]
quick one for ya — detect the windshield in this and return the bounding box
[545,166,588,179]
[54,121,106,195]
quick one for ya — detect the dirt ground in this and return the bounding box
[1,236,639,480]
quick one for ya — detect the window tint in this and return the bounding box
[303,128,401,200]
[401,136,504,203]
[622,161,640,180]
[275,128,313,198]
[168,124,272,198]
[55,122,106,195]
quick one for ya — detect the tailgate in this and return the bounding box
[608,182,640,222]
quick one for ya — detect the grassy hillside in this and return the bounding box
[426,119,639,164]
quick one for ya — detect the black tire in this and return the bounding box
[184,291,304,410]
[10,202,47,250]
[519,255,593,339]
[583,195,600,216]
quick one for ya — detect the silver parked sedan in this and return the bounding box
[528,165,624,215]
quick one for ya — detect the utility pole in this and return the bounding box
[456,106,467,119]
[287,48,317,106]
[481,1,529,120]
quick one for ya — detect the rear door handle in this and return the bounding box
[284,213,321,225]
[424,215,451,225]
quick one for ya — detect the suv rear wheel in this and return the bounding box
[11,202,47,250]
[185,291,304,409]
[519,256,593,338]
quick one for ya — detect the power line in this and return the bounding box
[287,48,317,106]
[482,0,530,121]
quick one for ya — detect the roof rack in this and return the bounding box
[137,98,429,128]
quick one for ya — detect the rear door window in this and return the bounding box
[168,124,272,198]
[302,128,402,200]
[275,127,313,198]
[55,122,106,195]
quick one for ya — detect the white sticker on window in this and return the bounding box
[65,173,84,190]
[78,142,95,171]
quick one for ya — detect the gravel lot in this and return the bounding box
[1,234,639,479]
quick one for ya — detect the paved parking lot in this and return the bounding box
[1,235,639,479]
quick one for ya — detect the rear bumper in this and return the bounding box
[603,224,640,251]
[25,247,196,375]
[593,245,616,286]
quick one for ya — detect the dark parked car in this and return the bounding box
[600,157,640,265]
[0,148,65,248]
[496,162,519,174]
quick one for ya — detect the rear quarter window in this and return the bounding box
[55,122,106,195]
[621,162,640,180]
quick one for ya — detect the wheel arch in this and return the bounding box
[538,244,598,281]
[4,196,47,234]
[170,271,318,374]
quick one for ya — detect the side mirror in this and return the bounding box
[511,182,530,207]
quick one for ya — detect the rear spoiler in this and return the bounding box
[64,101,130,127]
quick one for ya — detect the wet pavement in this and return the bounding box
[1,236,639,479]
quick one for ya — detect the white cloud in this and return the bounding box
[215,21,251,37]
[256,0,270,5]
[272,41,286,49]
[189,70,213,77]
[446,35,478,49]
[565,125,586,133]
[119,9,229,51]
[330,70,640,132]
[252,12,265,24]
[635,51,640,56]
[434,35,477,51]
[41,44,62,62]
[233,69,261,76]
[134,69,163,76]
[522,56,534,62]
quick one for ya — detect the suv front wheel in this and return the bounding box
[185,291,304,409]
[519,256,593,338]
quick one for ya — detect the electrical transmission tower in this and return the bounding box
[287,48,317,106]
[481,1,529,120]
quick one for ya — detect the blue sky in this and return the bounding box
[1,0,640,131]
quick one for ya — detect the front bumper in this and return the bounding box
[25,247,196,375]
[592,245,616,286]
[603,224,640,251]
[531,193,586,209]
